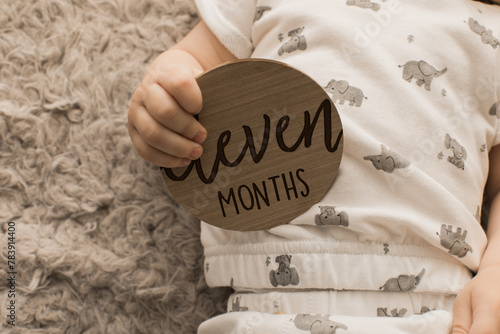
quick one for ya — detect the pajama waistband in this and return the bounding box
[227,290,456,317]
[203,239,472,294]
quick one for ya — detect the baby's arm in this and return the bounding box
[452,144,500,334]
[128,20,236,167]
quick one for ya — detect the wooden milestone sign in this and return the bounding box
[161,59,343,231]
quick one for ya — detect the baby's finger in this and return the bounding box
[156,65,203,115]
[144,82,206,144]
[469,310,500,334]
[451,290,472,334]
[469,297,500,334]
[129,125,191,167]
[129,104,203,160]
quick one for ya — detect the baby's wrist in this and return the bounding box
[477,261,500,275]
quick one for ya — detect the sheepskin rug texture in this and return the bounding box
[0,0,231,333]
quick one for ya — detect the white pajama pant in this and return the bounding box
[199,310,453,334]
[198,290,456,334]
[198,224,474,333]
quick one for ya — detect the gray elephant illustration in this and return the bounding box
[254,6,271,22]
[294,314,348,334]
[417,306,432,315]
[489,101,499,116]
[315,206,349,227]
[346,0,380,11]
[278,27,307,56]
[231,297,249,312]
[364,145,410,173]
[444,134,467,170]
[467,17,499,49]
[437,224,473,258]
[399,60,447,91]
[379,269,425,292]
[270,255,299,287]
[324,79,367,107]
[377,308,407,318]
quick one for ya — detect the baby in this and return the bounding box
[128,0,500,333]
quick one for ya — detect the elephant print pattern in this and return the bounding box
[194,4,500,332]
[231,297,249,312]
[364,145,410,173]
[346,0,381,11]
[315,206,349,227]
[377,308,407,317]
[400,60,447,91]
[379,269,426,292]
[294,314,348,334]
[437,224,473,258]
[489,101,499,117]
[377,306,431,317]
[278,27,307,56]
[467,17,500,49]
[444,134,467,170]
[324,79,367,107]
[270,255,300,287]
[254,6,271,22]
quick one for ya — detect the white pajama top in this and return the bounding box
[191,0,500,331]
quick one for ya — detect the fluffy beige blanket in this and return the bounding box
[0,0,230,333]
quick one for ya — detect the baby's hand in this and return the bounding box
[128,52,207,167]
[452,265,500,333]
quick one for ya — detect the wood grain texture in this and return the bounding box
[162,59,343,231]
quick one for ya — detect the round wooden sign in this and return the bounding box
[161,59,343,231]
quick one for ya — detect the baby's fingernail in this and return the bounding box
[180,158,190,166]
[190,146,203,160]
[193,68,204,77]
[193,131,207,144]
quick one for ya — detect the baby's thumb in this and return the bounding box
[451,291,472,334]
